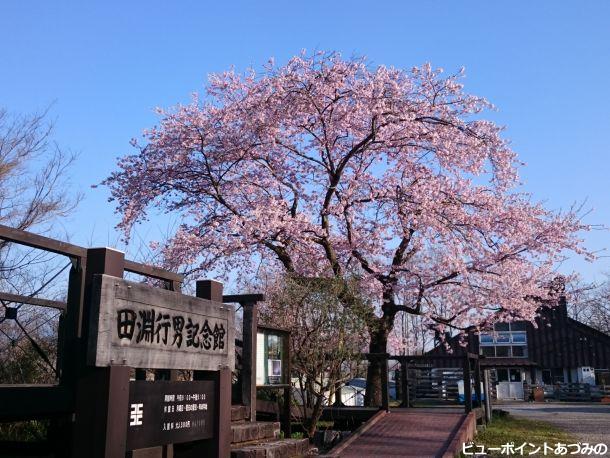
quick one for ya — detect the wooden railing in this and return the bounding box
[544,383,610,402]
[363,353,487,417]
[0,224,185,426]
[0,225,242,458]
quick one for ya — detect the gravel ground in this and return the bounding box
[498,403,610,456]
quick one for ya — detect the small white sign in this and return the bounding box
[130,403,144,426]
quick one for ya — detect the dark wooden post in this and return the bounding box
[400,359,410,408]
[380,355,390,412]
[222,293,263,422]
[72,247,131,458]
[282,331,292,437]
[196,280,223,304]
[473,358,482,410]
[60,259,85,383]
[394,369,402,402]
[193,368,232,458]
[483,369,492,423]
[216,367,232,458]
[194,280,231,458]
[463,356,473,413]
[241,302,258,421]
[49,257,85,457]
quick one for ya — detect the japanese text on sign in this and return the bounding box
[116,308,226,351]
[126,380,215,450]
[88,274,235,370]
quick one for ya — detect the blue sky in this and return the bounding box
[1,1,609,282]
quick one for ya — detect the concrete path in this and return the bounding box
[334,408,466,457]
[499,403,610,456]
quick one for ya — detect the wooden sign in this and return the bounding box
[126,380,215,450]
[87,274,235,371]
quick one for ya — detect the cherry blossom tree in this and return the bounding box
[104,52,589,405]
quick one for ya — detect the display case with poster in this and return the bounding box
[255,326,289,386]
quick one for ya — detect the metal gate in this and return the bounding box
[408,367,462,403]
[496,381,524,400]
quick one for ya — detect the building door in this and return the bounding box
[496,368,524,400]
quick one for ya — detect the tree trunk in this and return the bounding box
[305,395,325,438]
[364,318,391,407]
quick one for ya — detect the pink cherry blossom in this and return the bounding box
[103,52,590,402]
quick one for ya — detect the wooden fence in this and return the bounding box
[488,381,610,402]
[546,383,610,402]
[0,224,250,457]
[407,367,462,402]
[366,353,487,416]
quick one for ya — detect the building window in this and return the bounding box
[496,369,509,381]
[496,332,510,343]
[512,346,527,357]
[509,368,522,381]
[512,332,527,343]
[542,369,552,384]
[551,368,565,383]
[480,334,494,344]
[495,346,510,357]
[481,346,495,357]
[495,323,510,332]
[479,322,528,358]
[480,345,528,358]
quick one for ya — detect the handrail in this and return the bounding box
[223,293,265,303]
[0,291,66,311]
[0,224,184,284]
[0,224,86,258]
[124,259,183,283]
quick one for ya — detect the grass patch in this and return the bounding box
[317,420,334,429]
[470,411,575,457]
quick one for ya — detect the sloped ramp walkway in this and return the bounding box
[328,408,473,458]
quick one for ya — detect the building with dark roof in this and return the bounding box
[427,296,610,400]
